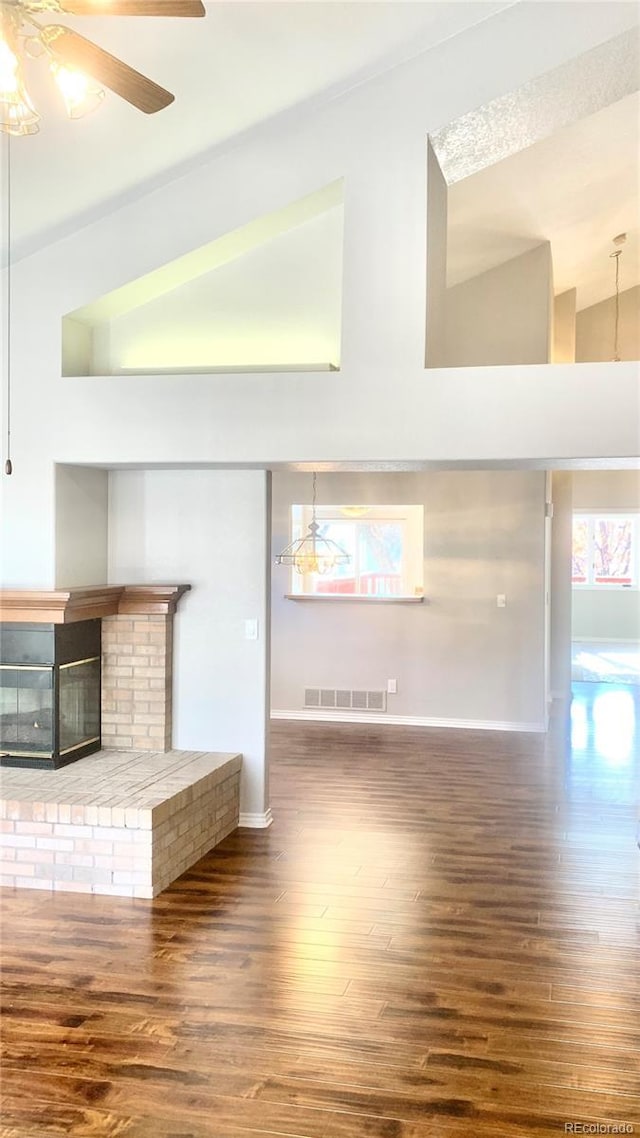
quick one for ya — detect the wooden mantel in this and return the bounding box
[0,585,191,624]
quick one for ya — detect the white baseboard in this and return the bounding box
[239,808,273,829]
[271,710,546,733]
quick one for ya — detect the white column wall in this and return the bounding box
[55,465,108,587]
[108,469,272,824]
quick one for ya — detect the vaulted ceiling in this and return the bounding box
[5,1,638,317]
[6,0,511,257]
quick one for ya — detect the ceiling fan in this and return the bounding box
[0,0,206,135]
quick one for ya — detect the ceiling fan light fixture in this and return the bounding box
[0,31,18,86]
[0,38,39,134]
[0,0,205,133]
[0,90,39,134]
[50,58,104,119]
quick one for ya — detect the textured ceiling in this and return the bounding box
[434,29,640,310]
[447,91,640,311]
[431,29,639,183]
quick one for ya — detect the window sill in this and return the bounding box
[285,594,425,604]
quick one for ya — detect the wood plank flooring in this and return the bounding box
[1,682,639,1137]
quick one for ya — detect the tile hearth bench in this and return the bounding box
[0,749,241,898]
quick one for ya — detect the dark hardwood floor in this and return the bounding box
[1,683,639,1137]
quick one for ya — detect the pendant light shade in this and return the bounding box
[0,35,40,135]
[276,473,351,575]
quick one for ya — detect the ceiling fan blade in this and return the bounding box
[57,1,205,16]
[40,25,174,113]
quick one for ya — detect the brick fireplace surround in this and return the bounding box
[0,586,241,897]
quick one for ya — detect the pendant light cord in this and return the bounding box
[4,133,12,475]
[311,471,317,551]
[605,240,624,364]
[610,246,622,364]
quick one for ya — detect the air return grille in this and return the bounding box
[304,688,387,712]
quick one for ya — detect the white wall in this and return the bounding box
[108,469,272,822]
[425,140,448,368]
[444,243,553,367]
[553,289,577,364]
[2,3,639,590]
[271,470,547,729]
[61,317,92,378]
[55,465,108,587]
[92,206,344,374]
[576,285,640,362]
[572,470,640,642]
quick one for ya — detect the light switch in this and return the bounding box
[496,594,506,608]
[244,619,259,640]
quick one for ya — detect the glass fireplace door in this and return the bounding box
[58,658,100,757]
[0,666,55,759]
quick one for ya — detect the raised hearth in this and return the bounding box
[0,748,241,897]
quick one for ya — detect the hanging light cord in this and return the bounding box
[311,471,318,550]
[610,247,622,364]
[4,134,12,475]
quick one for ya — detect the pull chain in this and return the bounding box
[4,134,12,475]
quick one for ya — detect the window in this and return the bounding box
[572,514,637,588]
[288,505,424,598]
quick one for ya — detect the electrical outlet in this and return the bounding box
[387,678,397,694]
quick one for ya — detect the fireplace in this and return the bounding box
[0,585,190,770]
[0,620,102,769]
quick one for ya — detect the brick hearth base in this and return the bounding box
[0,749,241,898]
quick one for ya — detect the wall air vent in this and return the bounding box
[304,688,387,712]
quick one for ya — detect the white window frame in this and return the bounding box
[288,505,424,599]
[572,512,638,590]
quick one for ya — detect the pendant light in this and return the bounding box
[609,232,626,363]
[276,473,351,575]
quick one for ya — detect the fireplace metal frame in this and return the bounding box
[0,620,102,770]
